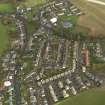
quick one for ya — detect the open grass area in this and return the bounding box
[70,0,105,36]
[59,15,79,25]
[55,89,105,105]
[0,20,9,54]
[0,3,14,13]
[19,0,46,7]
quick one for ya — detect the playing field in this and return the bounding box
[0,20,9,54]
[70,0,105,36]
[55,89,105,105]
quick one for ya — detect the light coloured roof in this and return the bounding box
[4,81,11,87]
[50,18,57,23]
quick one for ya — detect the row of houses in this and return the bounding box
[15,18,27,50]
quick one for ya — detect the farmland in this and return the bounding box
[70,0,105,36]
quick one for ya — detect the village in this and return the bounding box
[0,0,105,105]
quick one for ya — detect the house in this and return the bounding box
[82,48,89,66]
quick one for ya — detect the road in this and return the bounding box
[88,0,105,6]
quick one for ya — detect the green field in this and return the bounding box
[0,20,9,54]
[19,0,46,7]
[0,3,14,13]
[55,89,105,105]
[59,15,79,25]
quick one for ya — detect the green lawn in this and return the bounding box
[0,3,14,13]
[55,89,105,105]
[19,0,46,7]
[0,20,9,54]
[59,15,79,25]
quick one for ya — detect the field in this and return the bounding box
[70,0,105,36]
[59,15,79,25]
[0,3,14,13]
[19,0,46,7]
[0,3,15,56]
[55,88,105,105]
[0,20,9,54]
